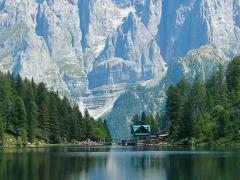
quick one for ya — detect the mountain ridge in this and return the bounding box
[0,0,240,139]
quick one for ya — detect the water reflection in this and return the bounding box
[0,146,240,180]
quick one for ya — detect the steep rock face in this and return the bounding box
[88,12,166,89]
[0,0,240,140]
[84,0,167,120]
[78,0,136,72]
[0,0,70,94]
[158,0,209,62]
[158,0,240,63]
[35,0,87,98]
[88,58,140,89]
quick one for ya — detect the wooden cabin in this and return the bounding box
[131,125,151,141]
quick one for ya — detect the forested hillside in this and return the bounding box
[0,72,111,146]
[165,56,240,144]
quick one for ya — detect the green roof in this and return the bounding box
[132,125,151,133]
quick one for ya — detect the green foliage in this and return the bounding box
[165,56,240,143]
[226,56,240,106]
[27,100,38,143]
[13,96,27,137]
[132,114,141,125]
[0,114,4,146]
[0,71,112,145]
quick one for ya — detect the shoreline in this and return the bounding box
[0,141,113,148]
[1,143,240,149]
[2,139,240,148]
[137,141,240,148]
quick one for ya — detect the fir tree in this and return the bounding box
[49,95,61,143]
[0,113,4,146]
[141,111,147,124]
[27,100,38,142]
[13,96,27,137]
[38,102,49,140]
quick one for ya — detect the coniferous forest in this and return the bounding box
[0,72,111,146]
[2,56,240,146]
[165,56,240,144]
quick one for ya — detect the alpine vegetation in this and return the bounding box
[164,56,240,144]
[0,72,111,146]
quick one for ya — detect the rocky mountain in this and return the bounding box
[0,0,240,139]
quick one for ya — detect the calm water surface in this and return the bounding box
[0,145,240,180]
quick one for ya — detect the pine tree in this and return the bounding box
[131,114,140,125]
[13,96,27,137]
[103,120,112,142]
[69,105,80,141]
[23,85,39,143]
[27,100,38,142]
[0,73,14,132]
[86,118,97,140]
[38,102,49,140]
[155,112,161,131]
[218,64,228,104]
[60,97,72,140]
[49,95,61,143]
[226,56,240,105]
[181,98,194,140]
[166,85,181,136]
[77,110,84,140]
[232,109,240,140]
[150,114,159,134]
[141,111,147,124]
[36,83,50,141]
[0,113,4,146]
[14,74,25,97]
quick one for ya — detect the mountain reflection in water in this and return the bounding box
[0,146,240,180]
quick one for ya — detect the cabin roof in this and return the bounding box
[132,125,151,133]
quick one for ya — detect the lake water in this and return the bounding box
[0,145,240,180]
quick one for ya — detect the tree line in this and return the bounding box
[165,56,240,144]
[0,72,111,146]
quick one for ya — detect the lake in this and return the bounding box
[0,145,240,180]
